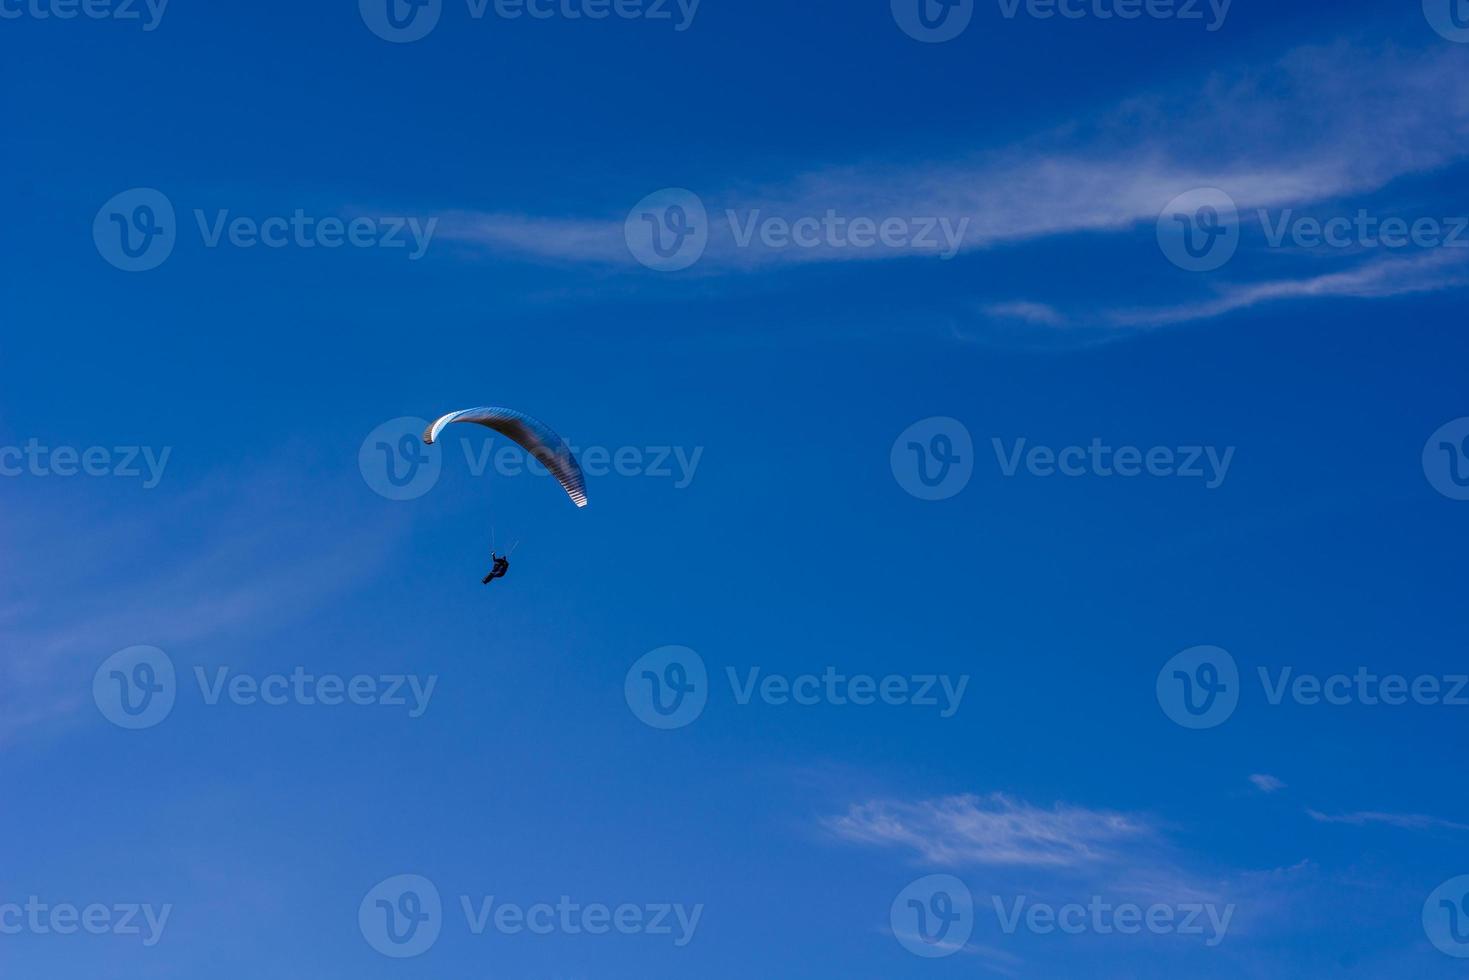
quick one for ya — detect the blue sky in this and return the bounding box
[4,0,1469,976]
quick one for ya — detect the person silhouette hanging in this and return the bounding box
[483,553,510,585]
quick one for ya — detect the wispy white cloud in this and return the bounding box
[1306,809,1469,833]
[439,41,1469,271]
[437,211,631,264]
[976,247,1469,334]
[827,793,1151,868]
[0,463,403,744]
[833,793,1406,966]
[1250,774,1286,793]
[1103,248,1469,327]
[982,300,1069,327]
[829,791,1365,908]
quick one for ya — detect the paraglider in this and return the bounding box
[423,407,588,508]
[422,407,587,585]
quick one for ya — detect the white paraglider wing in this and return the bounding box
[423,407,588,508]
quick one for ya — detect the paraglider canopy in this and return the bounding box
[423,407,589,508]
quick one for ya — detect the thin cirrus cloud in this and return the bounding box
[0,464,402,744]
[826,792,1327,926]
[1096,249,1469,328]
[1306,809,1469,833]
[439,212,633,265]
[1250,774,1286,793]
[437,40,1469,274]
[981,300,1068,327]
[826,793,1152,868]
